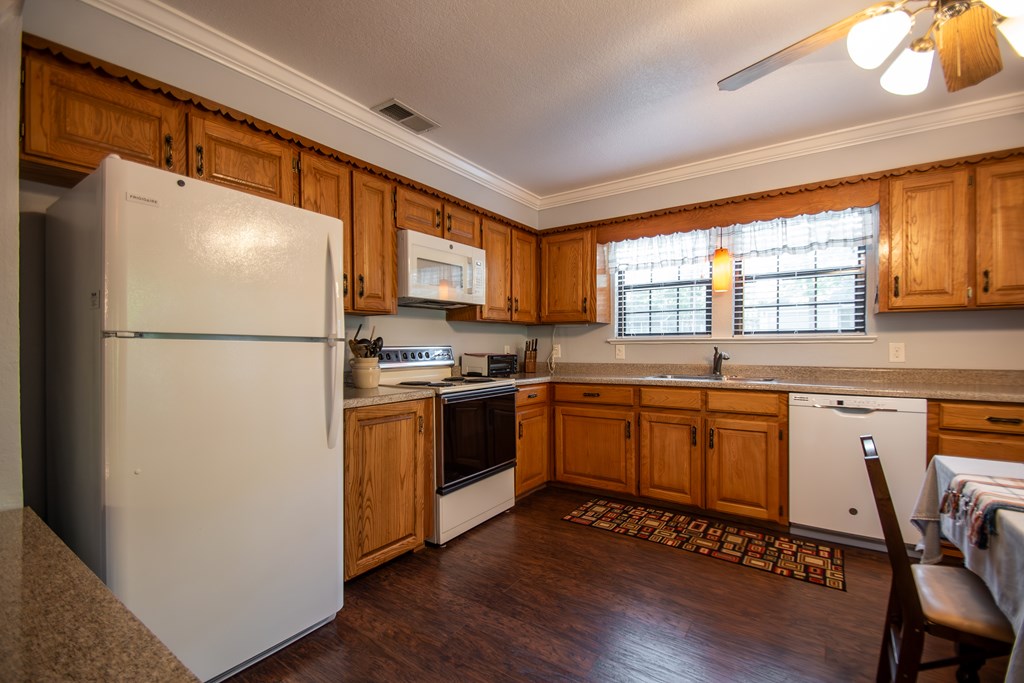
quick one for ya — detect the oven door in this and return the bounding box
[437,385,517,495]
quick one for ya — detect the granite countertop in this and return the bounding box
[343,383,435,409]
[0,507,198,682]
[509,364,1024,403]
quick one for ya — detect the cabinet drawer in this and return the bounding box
[516,384,550,407]
[639,387,701,411]
[706,390,780,416]
[554,384,634,406]
[938,402,1024,435]
[936,433,1024,463]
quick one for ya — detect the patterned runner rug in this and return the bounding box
[564,498,846,591]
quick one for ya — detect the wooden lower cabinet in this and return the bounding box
[516,405,550,495]
[705,415,781,522]
[928,400,1024,463]
[343,399,429,580]
[554,404,636,494]
[639,411,703,507]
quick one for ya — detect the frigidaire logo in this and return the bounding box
[126,192,159,207]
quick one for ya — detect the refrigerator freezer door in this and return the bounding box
[100,157,343,338]
[103,337,342,681]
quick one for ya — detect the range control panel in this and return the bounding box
[378,345,456,368]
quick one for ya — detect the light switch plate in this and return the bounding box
[889,342,906,363]
[552,344,562,359]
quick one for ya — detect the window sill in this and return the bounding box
[606,335,877,345]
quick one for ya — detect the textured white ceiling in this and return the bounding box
[151,0,1024,199]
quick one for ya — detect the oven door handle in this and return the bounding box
[439,385,519,404]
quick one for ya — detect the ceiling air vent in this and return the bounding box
[370,98,439,134]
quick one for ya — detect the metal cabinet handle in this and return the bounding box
[435,209,442,229]
[514,297,519,313]
[987,416,1022,425]
[358,274,365,297]
[343,273,349,296]
[164,134,173,169]
[625,421,631,439]
[983,269,991,294]
[507,295,512,312]
[195,144,204,176]
[527,393,538,399]
[582,296,588,314]
[691,425,697,446]
[447,214,452,233]
[893,276,900,298]
[582,392,600,398]
[518,421,523,439]
[709,427,715,448]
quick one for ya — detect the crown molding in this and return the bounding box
[537,92,1024,210]
[78,0,1024,216]
[79,0,543,209]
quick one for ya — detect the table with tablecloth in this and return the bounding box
[912,455,1024,682]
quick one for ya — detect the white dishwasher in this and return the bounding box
[789,393,927,547]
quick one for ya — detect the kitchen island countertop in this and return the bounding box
[0,507,198,682]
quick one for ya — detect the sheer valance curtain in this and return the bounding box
[603,206,878,270]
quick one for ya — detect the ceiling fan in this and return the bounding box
[718,0,1024,95]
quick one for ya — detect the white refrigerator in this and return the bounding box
[45,156,345,681]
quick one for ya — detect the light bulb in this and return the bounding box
[880,44,935,95]
[847,10,913,69]
[983,0,1024,17]
[998,16,1024,56]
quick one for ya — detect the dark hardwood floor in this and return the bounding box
[229,487,1010,682]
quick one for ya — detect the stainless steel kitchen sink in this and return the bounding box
[646,374,777,383]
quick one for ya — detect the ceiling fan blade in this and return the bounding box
[937,4,1003,92]
[717,3,893,91]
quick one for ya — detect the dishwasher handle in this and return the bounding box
[811,404,900,415]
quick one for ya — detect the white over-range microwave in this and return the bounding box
[397,229,487,309]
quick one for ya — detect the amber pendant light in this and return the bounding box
[712,229,733,292]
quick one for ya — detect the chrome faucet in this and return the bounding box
[712,346,730,377]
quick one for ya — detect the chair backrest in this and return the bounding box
[861,435,925,623]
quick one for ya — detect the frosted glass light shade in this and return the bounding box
[880,47,934,95]
[998,16,1024,56]
[712,248,733,292]
[847,10,913,69]
[983,0,1024,17]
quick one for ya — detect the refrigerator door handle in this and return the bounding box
[326,232,343,449]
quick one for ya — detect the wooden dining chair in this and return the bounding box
[860,435,1014,683]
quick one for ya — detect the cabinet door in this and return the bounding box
[540,230,596,323]
[639,411,703,507]
[351,170,396,314]
[300,153,352,309]
[344,400,427,580]
[395,186,443,238]
[976,158,1024,307]
[516,405,550,496]
[444,204,481,247]
[705,416,781,522]
[188,112,296,204]
[481,219,512,320]
[554,405,635,494]
[511,229,540,323]
[885,170,971,309]
[22,52,186,176]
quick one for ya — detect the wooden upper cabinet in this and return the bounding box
[350,170,396,314]
[395,186,443,238]
[299,153,352,309]
[540,229,607,323]
[187,111,296,204]
[511,229,539,323]
[21,51,186,178]
[444,203,481,247]
[975,158,1024,307]
[481,219,513,320]
[883,168,971,310]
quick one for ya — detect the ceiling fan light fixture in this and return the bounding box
[997,15,1024,55]
[847,9,913,69]
[983,0,1024,18]
[880,38,935,94]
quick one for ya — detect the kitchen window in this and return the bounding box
[606,206,876,339]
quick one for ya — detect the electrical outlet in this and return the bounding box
[504,345,512,353]
[552,344,562,359]
[614,344,626,360]
[889,342,906,363]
